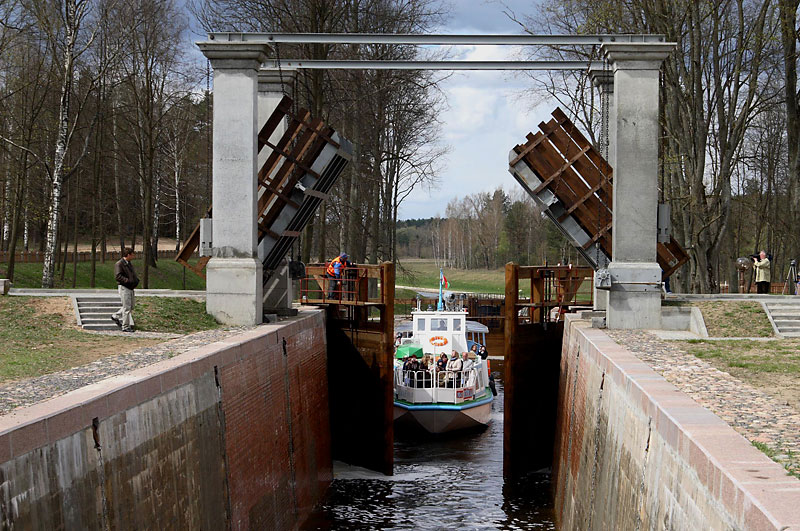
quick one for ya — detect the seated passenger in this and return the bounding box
[446,351,463,387]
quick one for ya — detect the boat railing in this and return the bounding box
[395,368,486,404]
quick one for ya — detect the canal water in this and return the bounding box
[303,364,557,530]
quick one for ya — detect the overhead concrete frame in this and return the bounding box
[198,43,269,325]
[602,43,675,329]
[195,35,676,330]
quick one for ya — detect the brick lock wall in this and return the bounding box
[219,317,331,531]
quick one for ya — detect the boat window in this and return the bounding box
[431,318,447,331]
[453,319,462,331]
[417,319,425,331]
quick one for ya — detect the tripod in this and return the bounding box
[782,260,799,295]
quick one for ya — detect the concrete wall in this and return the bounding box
[0,309,330,530]
[554,315,800,530]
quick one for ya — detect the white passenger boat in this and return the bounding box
[393,284,495,434]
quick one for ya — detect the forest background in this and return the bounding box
[1,0,800,293]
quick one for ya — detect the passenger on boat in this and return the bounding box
[446,351,463,387]
[436,354,448,385]
[419,355,433,387]
[478,345,488,359]
[470,344,479,358]
[461,352,475,387]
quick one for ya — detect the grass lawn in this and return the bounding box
[679,338,800,412]
[0,259,206,290]
[0,296,159,382]
[665,300,774,337]
[0,295,221,382]
[396,258,593,299]
[135,297,220,334]
[396,259,507,294]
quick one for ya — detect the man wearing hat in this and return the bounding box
[326,252,351,299]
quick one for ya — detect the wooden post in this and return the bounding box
[380,261,395,475]
[532,270,544,324]
[503,262,518,478]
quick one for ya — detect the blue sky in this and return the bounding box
[397,0,554,220]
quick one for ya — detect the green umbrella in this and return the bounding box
[395,344,424,359]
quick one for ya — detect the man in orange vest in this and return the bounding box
[326,252,350,298]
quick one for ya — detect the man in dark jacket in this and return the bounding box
[111,248,139,332]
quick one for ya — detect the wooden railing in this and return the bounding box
[505,264,594,325]
[299,262,394,306]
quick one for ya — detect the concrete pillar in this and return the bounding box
[589,67,614,312]
[602,43,674,329]
[198,43,269,325]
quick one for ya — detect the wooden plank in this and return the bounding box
[258,109,312,186]
[509,129,553,167]
[552,107,613,178]
[260,138,322,180]
[256,95,293,150]
[544,122,614,209]
[522,136,612,252]
[258,118,326,226]
[257,181,300,210]
[558,176,611,221]
[582,222,612,250]
[531,144,591,194]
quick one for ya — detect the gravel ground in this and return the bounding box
[0,326,251,415]
[607,329,800,478]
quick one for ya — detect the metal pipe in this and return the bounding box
[265,60,603,70]
[205,32,667,45]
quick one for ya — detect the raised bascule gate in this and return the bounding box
[508,107,689,280]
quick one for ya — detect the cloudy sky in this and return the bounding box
[397,0,555,220]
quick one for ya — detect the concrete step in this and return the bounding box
[80,317,118,324]
[765,304,800,309]
[777,327,800,333]
[82,323,120,331]
[780,331,800,337]
[768,312,800,318]
[75,297,122,303]
[773,320,800,327]
[77,306,120,314]
[79,312,116,319]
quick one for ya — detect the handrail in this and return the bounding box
[395,368,485,405]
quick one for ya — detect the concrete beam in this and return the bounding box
[602,42,675,329]
[198,42,269,325]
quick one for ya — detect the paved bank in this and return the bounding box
[607,329,800,478]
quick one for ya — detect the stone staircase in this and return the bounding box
[74,296,122,331]
[763,300,800,337]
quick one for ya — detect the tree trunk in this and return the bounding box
[42,1,79,288]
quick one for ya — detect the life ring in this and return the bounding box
[429,336,448,347]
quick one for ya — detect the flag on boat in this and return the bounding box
[441,270,449,289]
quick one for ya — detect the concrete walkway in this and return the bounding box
[8,288,205,298]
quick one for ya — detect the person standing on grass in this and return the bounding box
[112,248,139,332]
[752,250,771,294]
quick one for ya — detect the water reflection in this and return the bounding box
[303,367,556,530]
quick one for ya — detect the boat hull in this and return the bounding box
[393,394,493,434]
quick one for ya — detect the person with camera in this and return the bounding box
[112,247,139,332]
[751,250,771,294]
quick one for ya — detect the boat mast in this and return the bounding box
[438,268,444,311]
